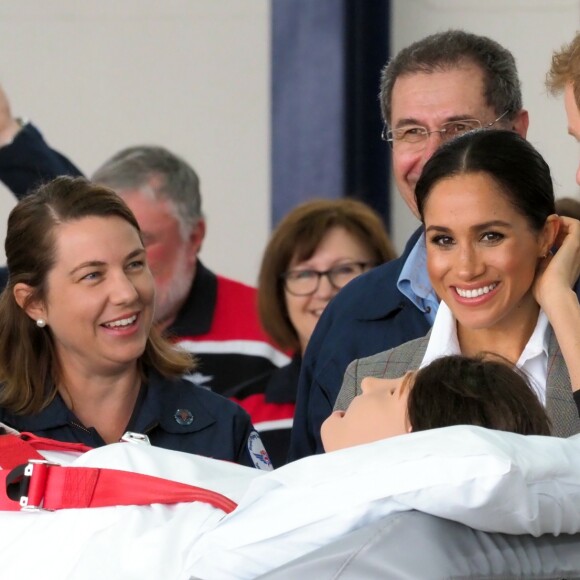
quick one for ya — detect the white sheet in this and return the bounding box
[187,426,580,579]
[2,426,580,580]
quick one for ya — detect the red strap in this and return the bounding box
[36,464,237,512]
[0,435,237,514]
[20,433,94,454]
[0,434,45,467]
[0,433,93,470]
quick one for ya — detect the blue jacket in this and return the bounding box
[0,123,83,197]
[0,123,83,289]
[289,228,430,460]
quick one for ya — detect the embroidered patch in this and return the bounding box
[174,409,194,426]
[247,431,273,471]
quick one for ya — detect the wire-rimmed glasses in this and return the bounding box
[382,110,510,150]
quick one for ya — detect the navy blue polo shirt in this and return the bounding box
[0,370,272,470]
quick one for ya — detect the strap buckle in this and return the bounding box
[9,459,60,512]
[120,431,150,445]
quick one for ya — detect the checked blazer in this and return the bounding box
[334,328,580,438]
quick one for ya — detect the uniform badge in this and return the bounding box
[247,431,273,470]
[174,408,194,426]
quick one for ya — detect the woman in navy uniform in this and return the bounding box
[0,176,271,470]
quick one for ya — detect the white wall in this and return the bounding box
[0,0,270,286]
[390,0,580,252]
[0,1,578,281]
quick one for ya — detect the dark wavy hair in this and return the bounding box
[408,354,551,436]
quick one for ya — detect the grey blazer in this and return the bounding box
[334,328,580,438]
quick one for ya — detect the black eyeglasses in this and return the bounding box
[281,262,373,296]
[381,110,510,150]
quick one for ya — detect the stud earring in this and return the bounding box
[36,319,46,328]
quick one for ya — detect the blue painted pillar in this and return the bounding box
[271,0,391,227]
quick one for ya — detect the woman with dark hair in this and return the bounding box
[334,130,580,436]
[0,176,271,469]
[246,198,396,466]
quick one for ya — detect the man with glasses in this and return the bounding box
[290,30,530,460]
[383,110,509,147]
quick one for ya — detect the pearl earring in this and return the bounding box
[36,319,46,328]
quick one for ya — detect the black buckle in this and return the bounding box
[5,459,59,511]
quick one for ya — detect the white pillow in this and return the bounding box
[186,426,580,580]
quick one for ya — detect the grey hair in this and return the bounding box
[91,145,203,239]
[379,29,523,127]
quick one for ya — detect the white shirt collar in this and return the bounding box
[421,301,461,368]
[516,310,549,367]
[420,302,550,404]
[516,310,550,405]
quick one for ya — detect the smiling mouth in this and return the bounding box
[455,282,498,298]
[102,314,138,329]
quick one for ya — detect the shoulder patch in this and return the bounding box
[247,430,273,471]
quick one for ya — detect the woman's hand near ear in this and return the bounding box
[533,216,580,311]
[534,216,580,392]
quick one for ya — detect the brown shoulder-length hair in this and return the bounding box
[258,198,397,351]
[408,354,551,436]
[0,176,193,415]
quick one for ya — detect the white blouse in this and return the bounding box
[420,301,549,405]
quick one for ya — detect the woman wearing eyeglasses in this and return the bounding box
[241,199,396,466]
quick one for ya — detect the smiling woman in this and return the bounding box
[0,176,272,470]
[242,199,396,466]
[335,130,580,438]
[28,216,156,388]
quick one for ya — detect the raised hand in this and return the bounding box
[533,215,580,392]
[0,84,21,147]
[533,215,580,311]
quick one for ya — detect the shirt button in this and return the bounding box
[174,409,194,426]
[425,306,431,313]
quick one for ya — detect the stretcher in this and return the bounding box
[2,425,580,579]
[259,510,580,579]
